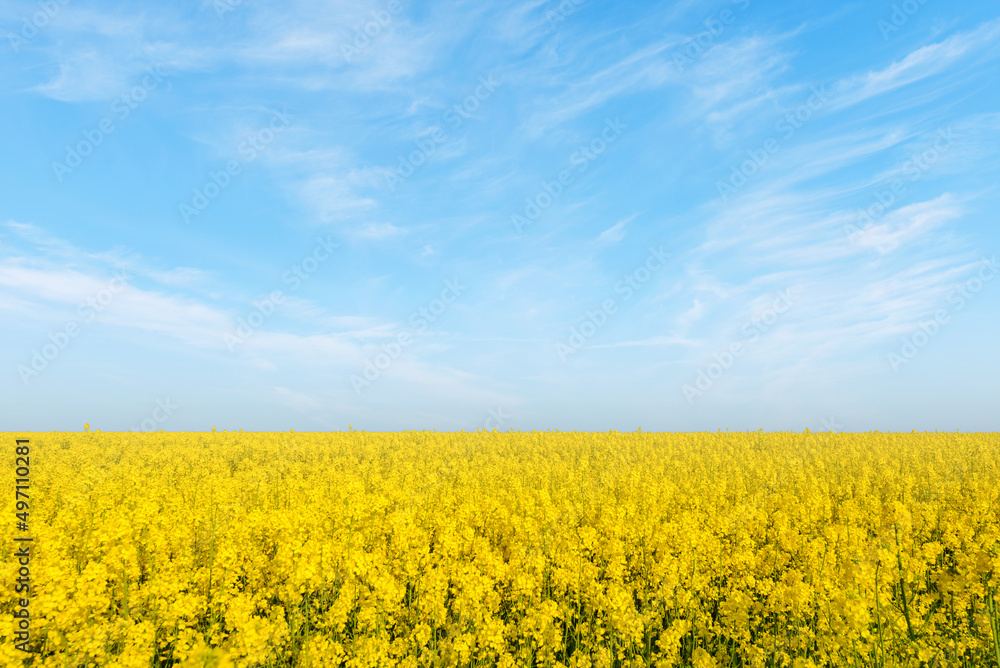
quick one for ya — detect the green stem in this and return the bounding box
[988,590,1000,668]
[894,524,915,641]
[875,562,885,668]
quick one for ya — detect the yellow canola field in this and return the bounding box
[2,430,999,668]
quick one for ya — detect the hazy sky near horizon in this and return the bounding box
[2,0,998,432]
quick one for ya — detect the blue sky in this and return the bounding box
[2,0,998,432]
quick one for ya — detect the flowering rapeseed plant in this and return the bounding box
[1,430,998,667]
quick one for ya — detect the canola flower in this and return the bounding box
[2,429,999,667]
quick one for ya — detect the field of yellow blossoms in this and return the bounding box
[2,429,999,668]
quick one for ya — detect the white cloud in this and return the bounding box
[595,213,638,246]
[274,386,323,412]
[829,19,1000,111]
[521,39,678,138]
[358,222,406,239]
[145,267,214,287]
[849,194,962,254]
[299,175,379,222]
